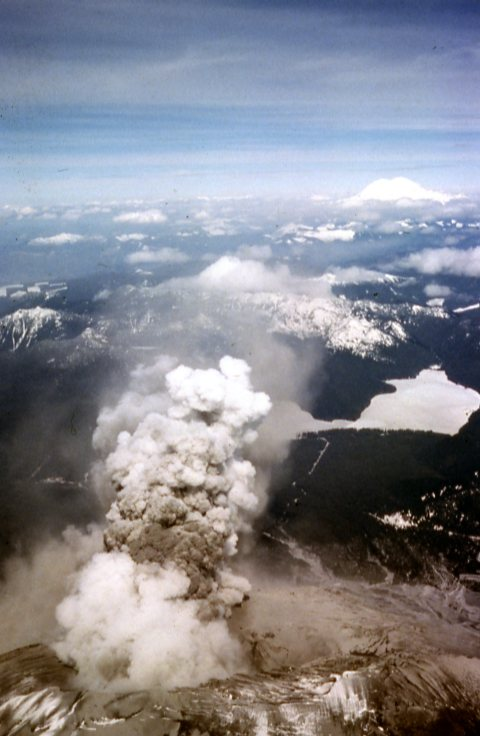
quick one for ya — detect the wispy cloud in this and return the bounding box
[126,247,188,264]
[235,244,272,261]
[424,283,452,298]
[397,246,480,277]
[0,2,478,203]
[115,233,148,243]
[1,0,478,122]
[114,210,167,224]
[3,205,37,219]
[28,232,104,246]
[276,222,356,243]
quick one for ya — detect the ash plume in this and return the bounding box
[54,355,271,691]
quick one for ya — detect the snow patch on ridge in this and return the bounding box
[242,293,446,358]
[0,307,67,351]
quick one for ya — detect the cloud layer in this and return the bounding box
[399,246,480,277]
[29,233,86,246]
[277,223,356,243]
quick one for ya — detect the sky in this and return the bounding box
[1,0,479,204]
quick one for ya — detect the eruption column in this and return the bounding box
[55,356,271,691]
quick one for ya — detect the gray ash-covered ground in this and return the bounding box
[2,577,480,736]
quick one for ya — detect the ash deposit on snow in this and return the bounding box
[54,355,271,691]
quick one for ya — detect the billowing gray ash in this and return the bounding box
[54,355,271,691]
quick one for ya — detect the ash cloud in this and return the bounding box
[0,526,103,654]
[55,355,272,690]
[0,213,326,682]
[0,353,109,561]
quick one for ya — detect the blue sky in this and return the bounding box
[1,0,479,204]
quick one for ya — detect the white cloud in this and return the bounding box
[443,235,462,246]
[29,232,86,246]
[61,209,82,222]
[115,233,147,243]
[126,247,188,264]
[276,222,355,243]
[201,219,238,237]
[93,289,112,302]
[83,206,112,214]
[195,256,291,293]
[114,209,167,224]
[3,205,37,219]
[398,246,480,277]
[347,177,459,205]
[191,256,331,299]
[193,209,210,221]
[275,222,304,238]
[235,244,272,260]
[424,283,452,298]
[309,225,356,243]
[374,219,414,235]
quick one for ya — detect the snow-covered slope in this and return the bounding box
[2,282,448,362]
[114,282,449,360]
[347,177,458,205]
[0,307,86,351]
[241,293,447,357]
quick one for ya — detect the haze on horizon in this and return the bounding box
[0,0,479,205]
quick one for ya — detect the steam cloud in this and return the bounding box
[54,355,271,691]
